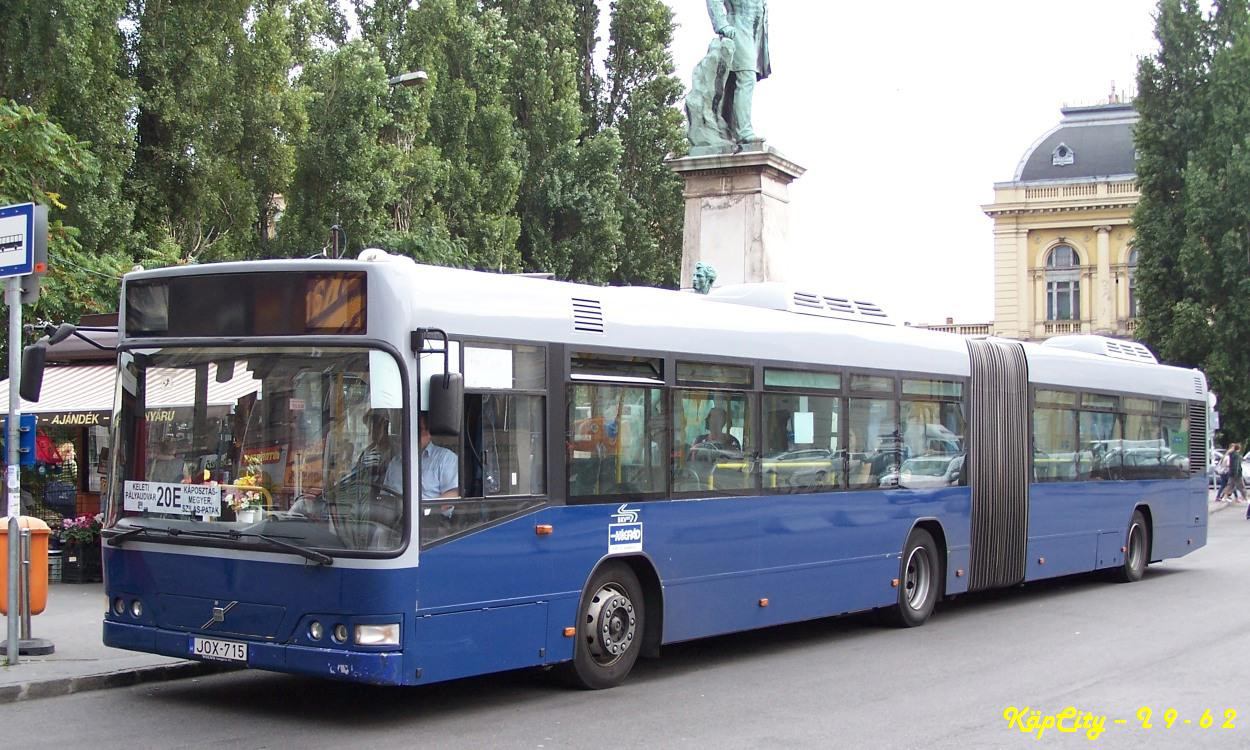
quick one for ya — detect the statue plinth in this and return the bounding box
[666,145,806,289]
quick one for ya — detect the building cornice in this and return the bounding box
[984,199,1139,218]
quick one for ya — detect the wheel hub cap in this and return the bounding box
[585,584,636,664]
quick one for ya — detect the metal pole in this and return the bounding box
[19,529,30,639]
[6,276,20,665]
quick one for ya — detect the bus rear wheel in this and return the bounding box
[885,528,941,628]
[1112,510,1149,583]
[565,562,645,689]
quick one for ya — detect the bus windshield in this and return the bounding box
[106,345,407,554]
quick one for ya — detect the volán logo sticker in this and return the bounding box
[608,503,643,553]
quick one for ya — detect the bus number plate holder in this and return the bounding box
[191,636,248,662]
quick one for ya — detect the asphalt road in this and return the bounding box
[8,510,1250,750]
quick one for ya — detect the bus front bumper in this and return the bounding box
[103,620,407,685]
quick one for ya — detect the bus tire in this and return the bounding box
[885,528,941,628]
[565,561,645,689]
[1112,510,1149,583]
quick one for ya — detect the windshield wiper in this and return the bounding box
[234,531,334,566]
[102,525,159,544]
[104,525,334,566]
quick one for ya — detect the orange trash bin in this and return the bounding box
[0,516,50,616]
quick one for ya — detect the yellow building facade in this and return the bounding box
[983,101,1141,341]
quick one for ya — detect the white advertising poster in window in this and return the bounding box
[464,346,513,389]
[793,411,815,445]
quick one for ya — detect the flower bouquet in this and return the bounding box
[227,472,266,523]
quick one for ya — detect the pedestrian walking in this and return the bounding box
[1216,449,1232,500]
[1218,443,1245,503]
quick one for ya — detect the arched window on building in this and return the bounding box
[1046,245,1081,321]
[1127,248,1139,318]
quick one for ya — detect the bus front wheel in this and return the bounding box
[885,528,941,628]
[1112,510,1149,583]
[565,561,645,689]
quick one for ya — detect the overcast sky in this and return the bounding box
[657,0,1160,325]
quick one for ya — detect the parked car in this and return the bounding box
[761,448,838,489]
[898,453,965,489]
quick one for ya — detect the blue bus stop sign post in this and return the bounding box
[0,202,38,665]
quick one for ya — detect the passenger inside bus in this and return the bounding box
[686,404,748,490]
[690,407,742,453]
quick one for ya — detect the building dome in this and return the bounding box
[1013,102,1137,182]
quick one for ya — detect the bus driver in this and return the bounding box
[419,411,459,500]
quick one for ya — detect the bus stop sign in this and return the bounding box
[0,203,37,278]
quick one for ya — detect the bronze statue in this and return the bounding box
[686,0,770,151]
[692,261,718,294]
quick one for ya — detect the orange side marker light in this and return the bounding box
[535,524,553,536]
[563,627,576,637]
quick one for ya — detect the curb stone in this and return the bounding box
[0,660,239,705]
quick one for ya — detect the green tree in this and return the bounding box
[357,0,523,269]
[0,0,135,320]
[281,41,398,257]
[128,0,312,265]
[602,0,687,287]
[487,0,623,281]
[1135,0,1250,439]
[0,100,111,366]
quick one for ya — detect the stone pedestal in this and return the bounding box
[666,147,806,288]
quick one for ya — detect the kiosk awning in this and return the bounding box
[0,365,115,426]
[0,363,261,427]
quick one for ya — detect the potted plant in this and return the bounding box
[53,514,103,583]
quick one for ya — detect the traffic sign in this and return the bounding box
[0,203,36,279]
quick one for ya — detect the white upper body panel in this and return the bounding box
[122,256,1207,402]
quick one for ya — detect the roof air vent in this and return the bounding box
[701,283,893,325]
[572,298,604,334]
[1194,374,1205,395]
[1040,335,1157,364]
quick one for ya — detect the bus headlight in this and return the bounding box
[130,600,143,618]
[308,621,324,641]
[354,623,400,646]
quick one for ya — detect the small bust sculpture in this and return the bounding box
[692,262,718,294]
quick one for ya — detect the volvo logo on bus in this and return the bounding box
[203,601,238,630]
[608,504,643,553]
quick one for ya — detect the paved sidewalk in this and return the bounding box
[0,582,229,704]
[0,493,1234,704]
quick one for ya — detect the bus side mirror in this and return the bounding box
[20,341,48,402]
[427,372,463,436]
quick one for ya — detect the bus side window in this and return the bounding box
[423,392,545,544]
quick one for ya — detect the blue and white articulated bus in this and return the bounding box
[95,252,1210,688]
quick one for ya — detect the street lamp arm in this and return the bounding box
[386,70,428,88]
